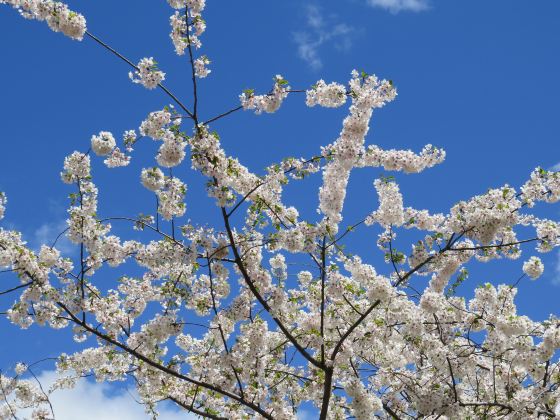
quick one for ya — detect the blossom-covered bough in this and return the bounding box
[1,1,560,419]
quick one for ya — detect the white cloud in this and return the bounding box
[19,371,313,419]
[551,162,560,172]
[31,220,74,256]
[293,5,355,70]
[21,371,192,420]
[297,409,316,419]
[367,0,430,13]
[554,250,560,285]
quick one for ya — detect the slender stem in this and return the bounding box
[0,281,33,296]
[85,31,194,120]
[202,105,243,125]
[320,237,326,363]
[184,9,199,119]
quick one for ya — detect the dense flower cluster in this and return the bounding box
[156,132,187,167]
[0,372,53,419]
[60,151,90,184]
[368,178,405,227]
[306,79,347,108]
[169,11,189,55]
[521,167,560,207]
[103,147,130,168]
[123,129,137,152]
[358,143,446,173]
[156,177,187,220]
[1,0,86,40]
[141,167,166,191]
[168,0,207,74]
[523,255,544,279]
[193,55,211,78]
[318,71,397,228]
[2,3,560,420]
[129,57,165,90]
[91,131,116,156]
[240,75,290,114]
[139,109,172,139]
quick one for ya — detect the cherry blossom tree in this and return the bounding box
[1,1,560,419]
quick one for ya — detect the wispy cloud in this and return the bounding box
[21,371,192,420]
[27,199,74,255]
[31,219,74,256]
[366,0,430,13]
[17,370,317,419]
[297,409,316,419]
[293,5,355,70]
[554,250,560,286]
[551,162,560,172]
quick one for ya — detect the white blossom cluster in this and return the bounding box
[521,166,560,206]
[367,178,405,227]
[240,75,290,114]
[523,255,544,279]
[0,372,54,419]
[60,151,90,184]
[91,131,116,156]
[534,218,560,252]
[345,378,383,419]
[1,0,86,40]
[358,143,446,173]
[168,0,205,15]
[318,70,397,228]
[129,57,165,90]
[169,11,189,55]
[156,177,187,220]
[123,129,137,152]
[193,55,211,78]
[139,109,172,139]
[168,0,209,80]
[91,131,131,167]
[169,10,206,53]
[103,147,130,168]
[306,79,347,108]
[449,185,521,244]
[156,132,187,168]
[141,167,165,191]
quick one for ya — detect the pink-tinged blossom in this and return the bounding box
[123,129,137,152]
[139,109,172,139]
[1,0,86,40]
[156,134,186,167]
[523,256,544,279]
[318,71,397,228]
[368,178,405,227]
[193,55,211,78]
[306,80,347,108]
[103,147,130,168]
[140,167,165,191]
[90,131,115,156]
[129,57,165,89]
[240,75,290,114]
[157,177,187,220]
[60,151,90,184]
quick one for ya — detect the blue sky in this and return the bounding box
[1,0,560,418]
